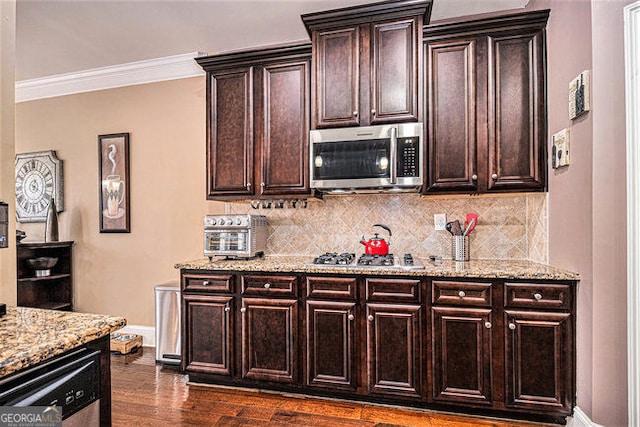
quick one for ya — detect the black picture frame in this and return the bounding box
[98,133,130,233]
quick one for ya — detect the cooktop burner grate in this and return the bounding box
[309,252,424,270]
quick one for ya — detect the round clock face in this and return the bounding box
[15,151,64,223]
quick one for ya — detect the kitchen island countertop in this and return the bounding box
[175,256,579,281]
[0,306,126,378]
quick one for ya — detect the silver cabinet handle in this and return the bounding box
[472,174,478,181]
[371,109,376,116]
[224,306,230,312]
[246,183,252,190]
[348,314,355,321]
[202,281,210,286]
[491,174,498,180]
[485,322,492,329]
[509,322,516,330]
[264,283,271,289]
[533,292,543,301]
[240,307,246,313]
[367,315,374,322]
[458,290,466,298]
[353,111,359,117]
[260,182,265,188]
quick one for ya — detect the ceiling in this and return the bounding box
[15,0,529,82]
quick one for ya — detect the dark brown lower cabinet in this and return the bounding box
[183,294,234,376]
[366,303,422,399]
[504,310,572,412]
[305,300,357,391]
[431,306,492,405]
[241,297,298,383]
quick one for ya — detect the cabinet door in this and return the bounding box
[425,38,478,193]
[241,297,298,383]
[431,306,492,405]
[256,60,310,196]
[183,294,233,376]
[487,31,546,191]
[208,67,254,197]
[314,27,360,127]
[306,301,357,391]
[504,310,573,414]
[370,19,419,124]
[366,303,422,399]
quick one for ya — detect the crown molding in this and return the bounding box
[15,52,205,103]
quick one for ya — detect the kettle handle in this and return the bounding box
[373,224,392,237]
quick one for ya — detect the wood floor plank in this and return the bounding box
[110,348,552,427]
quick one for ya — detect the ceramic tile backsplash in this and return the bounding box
[226,193,548,261]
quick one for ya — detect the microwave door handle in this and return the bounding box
[389,127,398,184]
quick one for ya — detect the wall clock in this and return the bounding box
[15,150,64,223]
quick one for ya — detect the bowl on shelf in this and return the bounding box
[26,257,58,277]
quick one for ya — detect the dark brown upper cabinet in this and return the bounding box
[196,44,311,200]
[302,0,433,128]
[424,10,549,194]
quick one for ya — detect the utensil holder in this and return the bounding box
[452,236,469,261]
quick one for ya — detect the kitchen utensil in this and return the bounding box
[466,213,478,234]
[463,218,476,236]
[360,224,392,255]
[445,222,454,235]
[451,220,463,236]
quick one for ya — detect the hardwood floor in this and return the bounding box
[111,348,551,426]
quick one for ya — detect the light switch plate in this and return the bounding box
[434,213,447,231]
[552,128,570,169]
[569,70,590,120]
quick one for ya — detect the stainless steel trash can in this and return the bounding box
[154,283,181,365]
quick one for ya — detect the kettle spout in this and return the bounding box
[360,237,367,246]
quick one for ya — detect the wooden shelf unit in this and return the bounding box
[17,241,74,311]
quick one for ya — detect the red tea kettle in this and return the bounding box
[360,224,392,255]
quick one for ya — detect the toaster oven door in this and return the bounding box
[205,230,248,253]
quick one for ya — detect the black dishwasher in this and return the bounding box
[0,347,100,423]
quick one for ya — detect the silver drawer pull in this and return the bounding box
[533,292,543,301]
[348,314,355,321]
[202,281,210,286]
[367,315,374,322]
[458,290,466,298]
[491,173,498,180]
[224,306,230,312]
[264,283,271,289]
[240,307,246,313]
[472,174,478,181]
[509,322,516,330]
[484,322,492,329]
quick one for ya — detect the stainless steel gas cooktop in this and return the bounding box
[307,252,425,271]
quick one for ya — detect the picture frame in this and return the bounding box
[98,133,130,233]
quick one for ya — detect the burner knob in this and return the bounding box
[235,218,242,225]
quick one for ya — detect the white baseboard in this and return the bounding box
[567,406,603,427]
[118,325,155,348]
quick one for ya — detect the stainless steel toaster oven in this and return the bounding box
[204,214,267,259]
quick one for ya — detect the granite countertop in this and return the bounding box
[0,306,126,379]
[175,256,580,281]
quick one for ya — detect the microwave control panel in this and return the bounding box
[398,137,418,177]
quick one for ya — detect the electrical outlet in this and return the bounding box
[552,128,570,168]
[434,213,447,231]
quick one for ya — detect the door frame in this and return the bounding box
[626,2,640,425]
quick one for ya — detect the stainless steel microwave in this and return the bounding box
[309,123,423,193]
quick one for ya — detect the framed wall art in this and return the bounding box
[99,133,130,233]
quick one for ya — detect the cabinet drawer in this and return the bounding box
[504,282,572,310]
[183,273,233,293]
[241,275,298,297]
[432,280,492,307]
[306,276,357,300]
[365,278,420,302]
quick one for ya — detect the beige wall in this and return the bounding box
[0,0,17,304]
[526,0,630,425]
[16,77,213,325]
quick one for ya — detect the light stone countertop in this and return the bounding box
[0,306,126,378]
[175,256,580,281]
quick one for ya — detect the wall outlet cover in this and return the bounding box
[569,70,590,120]
[552,128,570,169]
[434,213,447,231]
